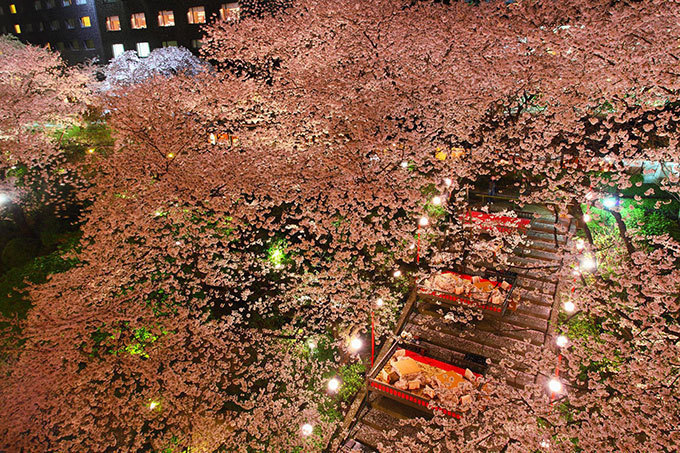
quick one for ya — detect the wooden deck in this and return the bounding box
[334,207,574,452]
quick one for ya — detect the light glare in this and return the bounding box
[419,216,429,227]
[301,423,314,436]
[563,301,575,313]
[349,337,362,352]
[548,378,563,393]
[556,335,568,347]
[327,378,340,392]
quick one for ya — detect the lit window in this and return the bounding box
[106,16,120,31]
[80,16,91,27]
[69,40,80,50]
[62,0,71,6]
[34,1,42,11]
[65,18,76,29]
[112,43,124,58]
[136,42,150,57]
[46,0,55,9]
[50,19,60,30]
[84,39,94,49]
[76,0,87,4]
[191,39,202,48]
[130,12,146,29]
[220,3,240,21]
[157,10,174,27]
[187,6,206,24]
[56,42,65,50]
[14,24,21,34]
[10,4,17,14]
[162,40,178,47]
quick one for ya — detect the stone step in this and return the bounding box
[420,299,549,332]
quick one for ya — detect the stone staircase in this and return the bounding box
[336,207,573,452]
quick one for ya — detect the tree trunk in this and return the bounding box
[608,209,636,256]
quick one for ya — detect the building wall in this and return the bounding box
[0,0,238,64]
[0,0,105,64]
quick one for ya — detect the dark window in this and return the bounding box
[84,39,94,49]
[65,18,76,29]
[50,19,60,30]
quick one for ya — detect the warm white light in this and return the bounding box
[393,270,402,278]
[375,298,384,307]
[308,340,316,350]
[0,193,10,205]
[432,196,442,205]
[87,148,95,154]
[548,378,563,393]
[409,243,415,250]
[580,256,596,271]
[419,216,429,227]
[575,238,585,250]
[563,301,575,313]
[301,423,314,436]
[400,161,408,168]
[327,377,340,392]
[149,401,159,410]
[582,213,591,223]
[540,440,550,448]
[556,335,569,347]
[349,337,363,352]
[444,178,452,187]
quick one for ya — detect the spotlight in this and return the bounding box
[327,378,340,392]
[349,337,363,352]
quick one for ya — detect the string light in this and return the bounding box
[375,298,384,307]
[419,216,429,227]
[563,301,575,313]
[87,148,95,154]
[308,339,317,350]
[349,337,363,352]
[556,335,569,347]
[548,378,563,393]
[400,161,409,168]
[166,153,175,159]
[583,213,591,223]
[393,270,402,278]
[444,177,452,187]
[148,401,159,410]
[327,377,340,392]
[432,196,442,205]
[301,423,314,436]
[540,440,550,449]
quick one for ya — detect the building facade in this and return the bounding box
[0,1,239,64]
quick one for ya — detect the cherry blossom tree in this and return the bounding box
[2,0,680,452]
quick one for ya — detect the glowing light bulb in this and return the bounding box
[393,270,402,278]
[582,213,591,223]
[575,238,585,250]
[349,337,362,352]
[376,298,384,307]
[556,335,568,347]
[563,301,575,313]
[548,378,563,393]
[327,378,340,392]
[308,340,316,350]
[580,256,596,271]
[400,161,408,168]
[419,216,429,227]
[432,196,442,206]
[409,243,415,250]
[301,423,314,436]
[87,148,95,154]
[166,152,175,159]
[444,178,452,187]
[540,440,550,448]
[149,401,159,410]
[602,196,617,209]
